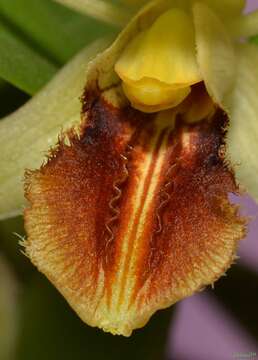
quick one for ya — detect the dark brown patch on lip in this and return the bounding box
[138,112,232,283]
[24,96,246,335]
[24,97,155,292]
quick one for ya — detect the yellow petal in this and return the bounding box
[0,38,110,220]
[115,7,201,86]
[179,83,215,123]
[193,2,236,105]
[122,78,191,112]
[224,43,258,202]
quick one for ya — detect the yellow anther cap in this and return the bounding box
[115,7,202,113]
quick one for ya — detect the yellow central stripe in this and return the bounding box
[111,127,170,312]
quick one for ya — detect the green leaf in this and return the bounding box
[0,0,113,65]
[0,21,57,94]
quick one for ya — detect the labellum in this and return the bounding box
[24,0,246,336]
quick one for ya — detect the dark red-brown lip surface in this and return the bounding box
[24,95,245,336]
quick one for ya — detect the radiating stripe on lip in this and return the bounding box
[111,126,171,312]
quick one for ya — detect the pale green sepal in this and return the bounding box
[0,38,111,220]
[229,10,258,39]
[198,0,245,17]
[193,2,236,106]
[54,0,133,27]
[225,43,258,202]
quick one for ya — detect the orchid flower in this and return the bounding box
[1,0,258,337]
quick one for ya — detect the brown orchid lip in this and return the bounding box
[24,89,246,336]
